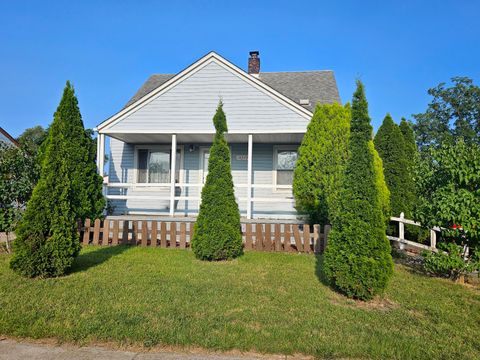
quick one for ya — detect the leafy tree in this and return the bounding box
[413,77,480,150]
[10,82,103,277]
[0,143,38,247]
[17,125,48,155]
[415,140,480,249]
[191,102,243,260]
[293,103,351,225]
[323,81,393,300]
[374,114,410,218]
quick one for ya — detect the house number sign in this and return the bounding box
[235,155,248,161]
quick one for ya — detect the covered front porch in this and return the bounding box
[96,131,304,220]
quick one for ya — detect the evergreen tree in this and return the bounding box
[10,82,104,277]
[293,103,350,225]
[398,118,418,217]
[323,81,393,300]
[191,102,243,260]
[374,114,409,217]
[370,142,391,223]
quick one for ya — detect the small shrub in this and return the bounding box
[422,243,480,280]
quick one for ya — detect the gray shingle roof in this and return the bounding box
[124,70,341,112]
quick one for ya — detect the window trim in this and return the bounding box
[272,145,298,192]
[133,144,184,188]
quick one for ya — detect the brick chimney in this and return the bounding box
[248,51,260,75]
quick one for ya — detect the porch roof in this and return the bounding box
[104,131,304,144]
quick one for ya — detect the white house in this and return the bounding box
[97,51,341,220]
[0,127,19,148]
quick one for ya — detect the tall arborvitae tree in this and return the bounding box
[399,118,418,216]
[191,102,243,261]
[10,82,104,277]
[374,114,409,217]
[293,103,351,225]
[323,81,393,300]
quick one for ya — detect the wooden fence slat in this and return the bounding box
[303,224,310,253]
[151,221,158,247]
[264,224,272,251]
[245,224,253,250]
[112,220,119,245]
[313,224,321,253]
[122,221,129,245]
[292,225,302,251]
[180,222,186,249]
[284,224,291,252]
[160,222,167,247]
[102,219,110,246]
[141,221,148,247]
[274,223,281,251]
[170,222,177,248]
[188,222,194,246]
[255,224,263,251]
[132,221,138,246]
[83,218,91,244]
[93,219,101,245]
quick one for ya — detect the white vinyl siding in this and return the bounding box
[107,61,309,134]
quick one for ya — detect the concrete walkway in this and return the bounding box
[0,339,284,360]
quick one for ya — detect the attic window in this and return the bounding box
[299,99,310,106]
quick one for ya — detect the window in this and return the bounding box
[274,148,298,188]
[136,147,181,183]
[201,150,210,183]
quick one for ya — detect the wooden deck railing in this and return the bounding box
[79,218,329,254]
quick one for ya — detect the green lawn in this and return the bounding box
[0,246,479,359]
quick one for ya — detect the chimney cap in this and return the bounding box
[249,51,260,57]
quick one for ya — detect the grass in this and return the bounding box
[0,246,479,359]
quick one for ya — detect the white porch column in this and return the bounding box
[169,134,177,216]
[99,134,105,176]
[96,132,105,176]
[247,134,253,219]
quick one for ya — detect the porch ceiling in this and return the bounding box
[106,132,305,144]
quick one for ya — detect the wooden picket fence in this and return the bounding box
[79,218,329,253]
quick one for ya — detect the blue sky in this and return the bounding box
[0,0,479,138]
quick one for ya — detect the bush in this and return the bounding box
[191,102,243,261]
[293,103,350,225]
[423,243,480,281]
[10,82,97,277]
[323,81,394,300]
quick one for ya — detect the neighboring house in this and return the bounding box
[0,127,19,147]
[97,51,340,219]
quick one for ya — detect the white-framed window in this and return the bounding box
[273,146,298,190]
[135,146,182,184]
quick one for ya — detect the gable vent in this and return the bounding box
[299,99,310,106]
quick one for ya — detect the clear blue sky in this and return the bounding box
[1,0,479,138]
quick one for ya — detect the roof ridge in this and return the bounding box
[260,70,334,74]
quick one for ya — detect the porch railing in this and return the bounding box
[104,182,295,215]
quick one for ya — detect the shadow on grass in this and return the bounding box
[315,253,330,287]
[69,245,132,274]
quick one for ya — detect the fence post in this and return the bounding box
[399,212,405,250]
[430,229,436,250]
[313,224,321,253]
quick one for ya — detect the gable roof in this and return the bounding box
[99,52,319,132]
[0,127,19,147]
[123,70,340,112]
